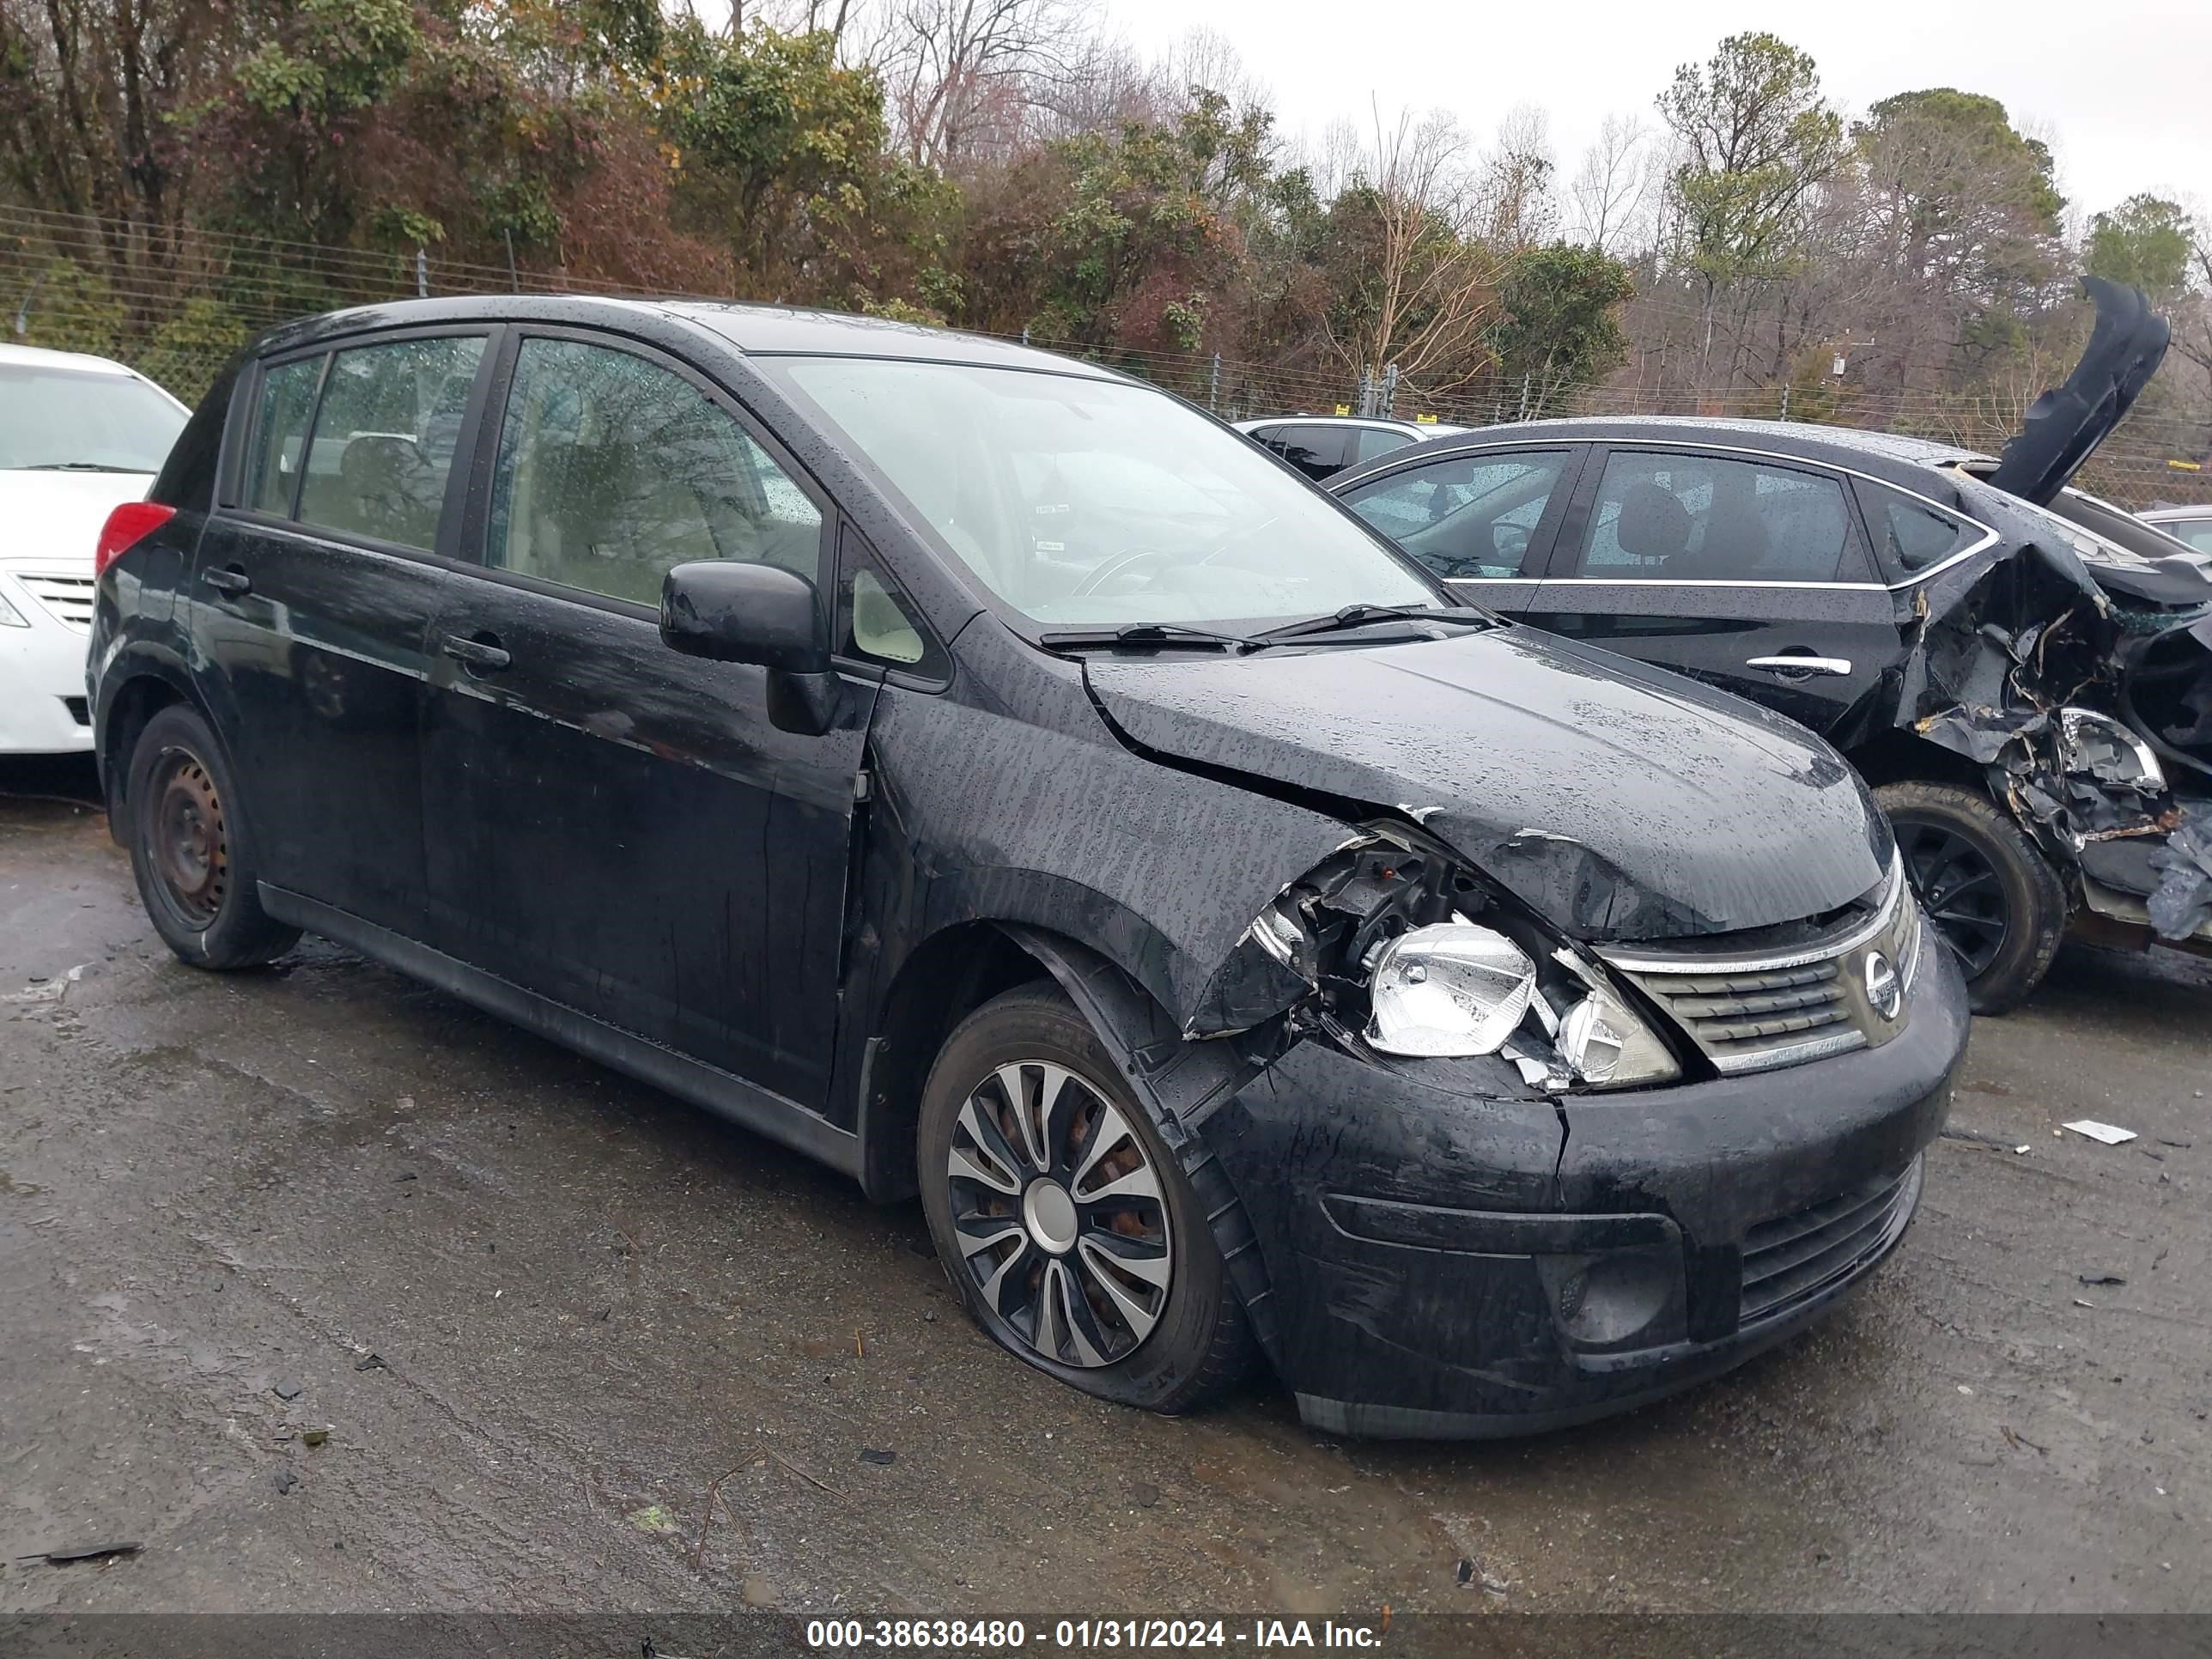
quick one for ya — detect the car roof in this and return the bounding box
[0,340,143,376]
[250,294,1121,379]
[2140,505,2211,520]
[1399,414,1989,493]
[1237,416,1419,429]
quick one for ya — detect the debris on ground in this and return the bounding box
[301,1428,330,1447]
[740,1574,779,1607]
[2001,1425,2049,1455]
[2080,1273,2127,1286]
[271,1376,303,1401]
[353,1353,386,1372]
[272,1468,299,1494]
[1452,1557,1510,1595]
[859,1448,896,1467]
[38,1541,142,1565]
[2062,1120,2138,1146]
[626,1504,678,1534]
[1131,1482,1162,1509]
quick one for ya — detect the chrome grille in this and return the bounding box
[1599,853,1923,1075]
[17,572,95,631]
[1740,1157,1921,1325]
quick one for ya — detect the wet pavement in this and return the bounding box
[3,755,2208,1617]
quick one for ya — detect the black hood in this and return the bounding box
[1988,276,2170,506]
[1084,625,1893,943]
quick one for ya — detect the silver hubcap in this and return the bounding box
[945,1060,1175,1369]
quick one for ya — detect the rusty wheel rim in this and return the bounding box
[148,747,228,928]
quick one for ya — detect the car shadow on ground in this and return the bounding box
[0,753,101,808]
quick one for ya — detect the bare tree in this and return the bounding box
[1326,102,1500,396]
[1568,113,1656,254]
[878,0,1085,171]
[1476,104,1557,251]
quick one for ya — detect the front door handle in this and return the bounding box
[1747,654,1852,679]
[441,633,511,672]
[201,565,252,597]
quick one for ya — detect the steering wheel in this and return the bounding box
[1071,547,1176,599]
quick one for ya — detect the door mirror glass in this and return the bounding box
[660,560,829,673]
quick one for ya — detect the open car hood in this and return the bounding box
[1988,276,2170,506]
[1084,625,1892,944]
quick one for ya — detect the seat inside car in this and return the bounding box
[1613,479,1693,572]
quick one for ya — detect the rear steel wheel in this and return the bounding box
[125,703,300,969]
[945,1060,1176,1368]
[147,750,229,928]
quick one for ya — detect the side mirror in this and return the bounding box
[659,561,829,674]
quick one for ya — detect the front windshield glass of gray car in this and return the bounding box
[775,357,1436,627]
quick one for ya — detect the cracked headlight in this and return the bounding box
[1556,988,1680,1089]
[1366,925,1536,1057]
[2057,707,2164,792]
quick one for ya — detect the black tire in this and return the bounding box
[1877,780,2066,1016]
[918,983,1255,1414]
[125,703,301,969]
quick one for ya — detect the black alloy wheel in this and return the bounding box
[1895,820,2008,978]
[1875,780,2067,1015]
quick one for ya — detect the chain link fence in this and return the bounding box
[7,203,2208,511]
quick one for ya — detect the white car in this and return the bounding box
[1,343,188,753]
[1233,415,1472,483]
[2139,504,2212,553]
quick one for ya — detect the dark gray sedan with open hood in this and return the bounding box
[1333,279,2212,1013]
[91,298,1966,1437]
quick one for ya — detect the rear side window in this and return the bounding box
[246,357,323,516]
[2162,516,2212,553]
[487,337,824,606]
[1573,451,1850,581]
[294,336,485,551]
[1856,483,1979,575]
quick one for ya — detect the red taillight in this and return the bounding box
[94,501,178,580]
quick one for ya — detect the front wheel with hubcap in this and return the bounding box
[125,703,300,969]
[918,983,1254,1413]
[1876,780,2066,1015]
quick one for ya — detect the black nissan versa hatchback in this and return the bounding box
[1330,280,2212,1015]
[90,297,1968,1437]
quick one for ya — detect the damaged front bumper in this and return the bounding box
[1196,935,1968,1438]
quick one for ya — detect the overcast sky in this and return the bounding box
[1097,0,2211,228]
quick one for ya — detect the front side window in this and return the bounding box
[295,336,485,551]
[1342,451,1570,579]
[0,363,185,475]
[1572,450,1850,581]
[2160,517,2212,553]
[1354,427,1416,464]
[488,338,823,606]
[772,360,1435,629]
[1271,424,1353,481]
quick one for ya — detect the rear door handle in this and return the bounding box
[201,565,252,597]
[441,633,511,672]
[1747,654,1852,678]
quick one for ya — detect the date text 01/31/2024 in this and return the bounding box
[804,1620,1387,1650]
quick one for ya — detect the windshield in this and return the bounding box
[0,364,185,472]
[772,358,1437,628]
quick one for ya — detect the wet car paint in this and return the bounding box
[89,294,1969,1435]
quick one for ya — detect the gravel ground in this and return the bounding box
[3,755,2207,1619]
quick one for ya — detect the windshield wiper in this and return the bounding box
[1037,622,1268,653]
[1254,603,1495,641]
[23,461,135,472]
